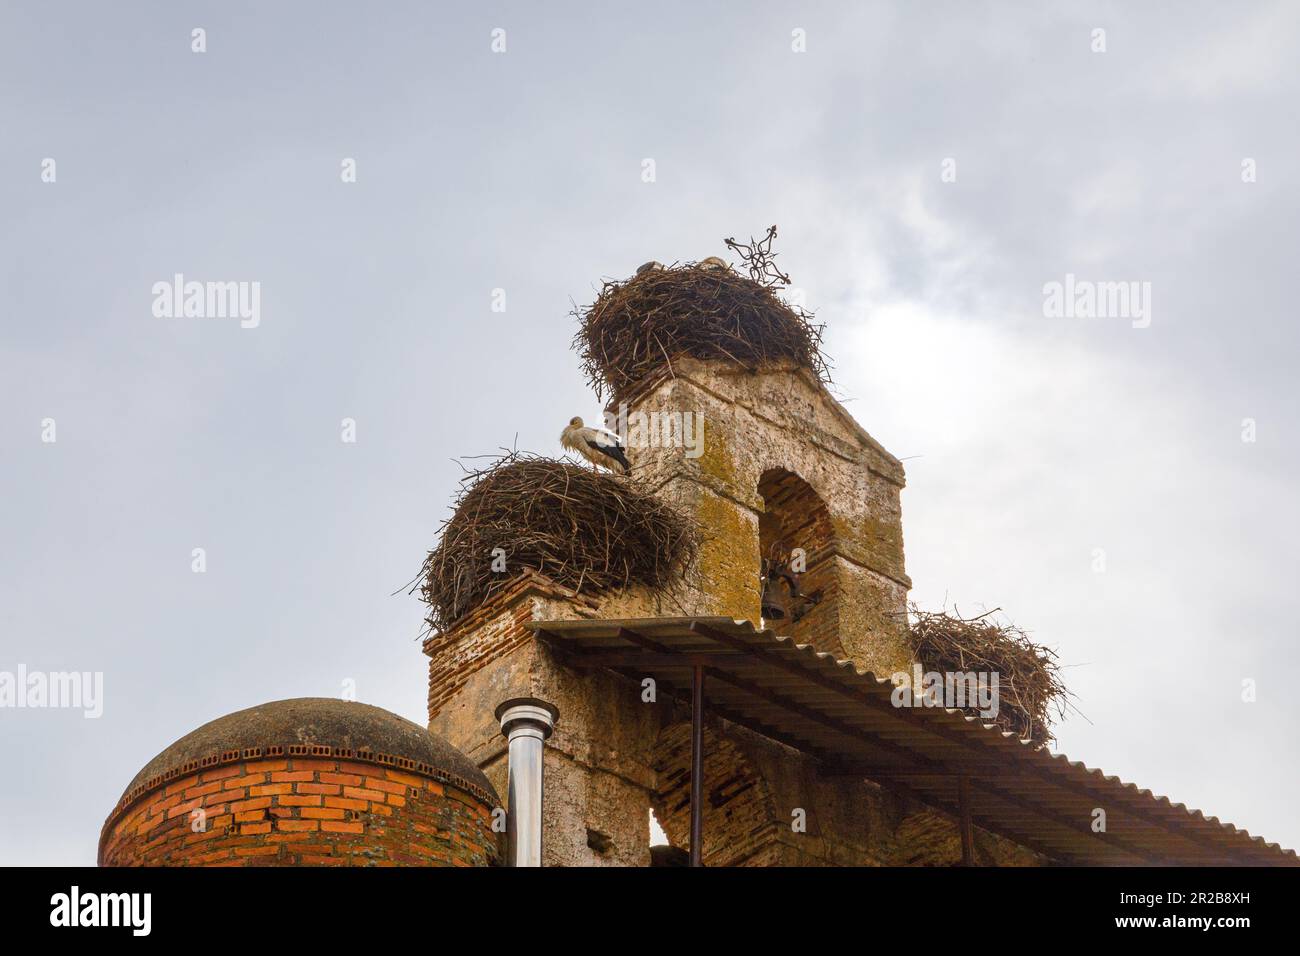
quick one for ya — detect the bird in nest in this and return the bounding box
[560,417,632,474]
[698,256,730,271]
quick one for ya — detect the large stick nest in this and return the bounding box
[573,262,830,403]
[419,453,700,631]
[906,606,1073,748]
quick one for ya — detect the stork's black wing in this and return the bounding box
[586,437,631,472]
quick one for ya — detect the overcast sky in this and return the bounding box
[2,1,1297,865]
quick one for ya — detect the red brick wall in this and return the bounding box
[424,586,536,721]
[423,572,602,722]
[100,756,499,867]
[651,723,784,866]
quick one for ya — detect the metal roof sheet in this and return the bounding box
[531,616,1296,866]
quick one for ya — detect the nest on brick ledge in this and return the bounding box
[906,606,1074,748]
[573,261,830,404]
[417,452,700,632]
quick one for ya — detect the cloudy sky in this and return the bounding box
[2,1,1297,864]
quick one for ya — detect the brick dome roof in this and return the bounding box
[117,697,495,810]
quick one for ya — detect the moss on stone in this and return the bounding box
[694,416,737,488]
[835,513,907,582]
[693,490,760,620]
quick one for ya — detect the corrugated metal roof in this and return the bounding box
[531,616,1297,866]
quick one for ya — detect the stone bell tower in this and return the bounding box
[423,260,922,867]
[619,355,913,678]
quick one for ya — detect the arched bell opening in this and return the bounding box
[757,468,841,656]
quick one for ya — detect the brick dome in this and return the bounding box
[100,698,500,867]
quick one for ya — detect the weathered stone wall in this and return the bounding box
[425,581,907,868]
[424,573,1044,867]
[426,575,665,867]
[649,715,1045,867]
[649,714,902,866]
[622,358,913,677]
[423,357,1049,866]
[651,722,784,866]
[890,809,1048,867]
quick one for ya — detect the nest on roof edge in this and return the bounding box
[906,606,1073,748]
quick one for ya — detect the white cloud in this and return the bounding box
[1140,1,1300,101]
[836,301,1299,845]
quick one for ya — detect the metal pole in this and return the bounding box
[690,664,705,867]
[494,697,559,868]
[958,774,974,866]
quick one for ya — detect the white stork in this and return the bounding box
[560,417,632,474]
[699,256,730,271]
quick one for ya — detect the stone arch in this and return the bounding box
[649,722,781,867]
[757,467,842,657]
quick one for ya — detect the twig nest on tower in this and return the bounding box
[419,453,699,631]
[573,261,830,403]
